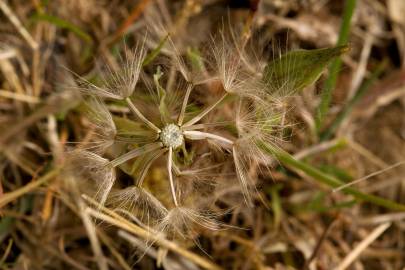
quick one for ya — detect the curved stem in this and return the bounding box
[182,93,228,127]
[167,147,179,207]
[125,97,161,133]
[177,83,193,126]
[183,130,234,145]
[136,148,167,187]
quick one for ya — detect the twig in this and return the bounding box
[79,200,108,270]
[293,138,346,160]
[303,216,339,269]
[0,168,59,209]
[110,0,151,44]
[0,89,40,103]
[82,195,224,270]
[334,222,391,270]
[333,161,405,192]
[0,0,38,50]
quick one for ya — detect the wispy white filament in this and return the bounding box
[183,130,234,145]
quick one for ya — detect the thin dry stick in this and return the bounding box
[304,216,339,269]
[0,48,17,60]
[0,168,59,208]
[78,200,108,270]
[347,139,388,168]
[334,222,391,270]
[98,231,132,270]
[293,138,343,160]
[333,161,405,192]
[0,0,38,50]
[347,33,373,98]
[358,212,405,225]
[0,89,40,103]
[0,239,13,264]
[0,92,78,146]
[87,209,224,270]
[0,59,25,94]
[82,195,224,270]
[110,0,151,44]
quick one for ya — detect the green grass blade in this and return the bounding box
[263,45,349,95]
[320,60,387,141]
[260,143,405,211]
[32,13,93,44]
[142,34,169,67]
[267,184,283,230]
[315,0,357,131]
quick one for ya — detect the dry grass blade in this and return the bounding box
[0,92,78,146]
[0,0,38,50]
[79,201,108,270]
[334,222,391,270]
[0,89,40,103]
[0,168,59,209]
[333,161,405,192]
[82,195,224,270]
[110,0,151,44]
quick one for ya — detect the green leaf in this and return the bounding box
[318,164,353,183]
[259,142,405,212]
[142,34,169,67]
[31,13,92,44]
[186,47,205,71]
[263,45,349,94]
[316,0,357,131]
[320,59,387,141]
[268,184,283,230]
[291,190,356,213]
[153,67,170,124]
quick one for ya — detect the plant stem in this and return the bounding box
[183,93,228,127]
[0,168,59,209]
[260,143,405,212]
[320,60,387,141]
[83,195,224,270]
[125,97,161,132]
[177,83,193,125]
[142,34,169,67]
[167,147,179,207]
[315,0,357,131]
[183,130,234,145]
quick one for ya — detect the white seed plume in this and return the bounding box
[79,43,146,100]
[160,124,184,149]
[64,150,116,206]
[83,97,116,152]
[68,24,291,240]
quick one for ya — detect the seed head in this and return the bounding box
[159,124,184,149]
